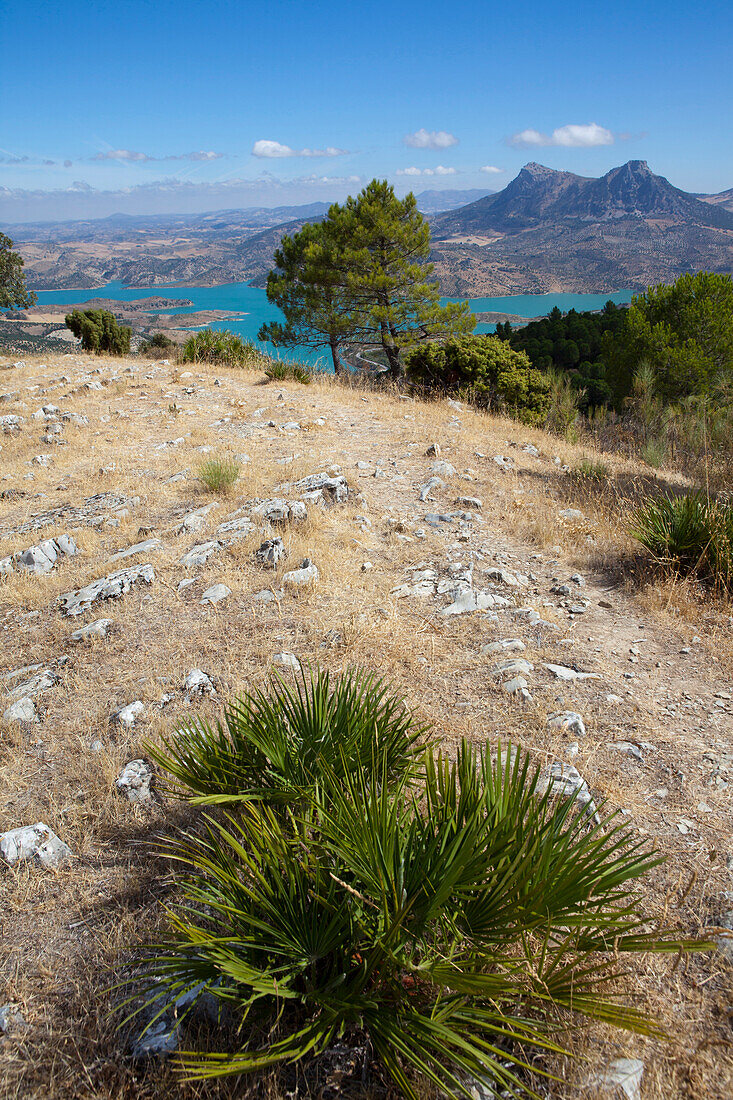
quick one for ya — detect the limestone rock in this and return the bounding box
[482,638,526,655]
[69,618,113,642]
[491,658,534,677]
[541,762,599,822]
[116,759,154,803]
[255,537,286,568]
[112,701,144,729]
[548,711,587,737]
[108,537,162,564]
[544,663,600,682]
[7,668,58,700]
[59,563,155,617]
[587,1058,644,1100]
[2,697,38,724]
[180,541,221,568]
[272,652,301,672]
[0,822,71,869]
[201,582,231,605]
[288,471,349,503]
[184,669,214,695]
[282,558,319,590]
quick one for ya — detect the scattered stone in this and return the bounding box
[251,498,307,525]
[491,658,534,677]
[482,638,526,655]
[201,583,231,605]
[503,676,532,700]
[588,1058,644,1100]
[217,515,254,538]
[541,763,599,822]
[287,471,349,503]
[131,1017,179,1059]
[425,442,441,456]
[544,663,600,682]
[548,711,586,737]
[2,697,38,724]
[177,502,218,534]
[523,443,539,457]
[255,537,286,568]
[493,455,513,471]
[112,701,145,729]
[252,588,278,603]
[442,589,510,616]
[419,476,445,502]
[282,558,319,590]
[608,740,644,761]
[0,822,71,869]
[108,537,162,563]
[183,669,214,695]
[7,668,58,700]
[179,540,221,568]
[0,1004,26,1033]
[361,561,373,572]
[457,496,482,510]
[272,652,301,672]
[59,563,155,617]
[69,618,114,642]
[485,567,522,587]
[116,759,154,803]
[431,460,456,477]
[5,533,79,576]
[559,508,584,520]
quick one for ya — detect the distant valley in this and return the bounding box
[4,163,732,296]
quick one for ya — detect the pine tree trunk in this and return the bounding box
[329,338,343,376]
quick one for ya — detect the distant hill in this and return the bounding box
[429,160,733,295]
[6,163,732,295]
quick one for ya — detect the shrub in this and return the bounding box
[132,669,704,1097]
[405,335,551,425]
[140,332,176,355]
[545,368,581,438]
[264,361,313,384]
[65,308,131,355]
[197,456,240,495]
[574,457,608,482]
[630,491,733,589]
[147,666,424,806]
[641,437,667,468]
[181,329,266,368]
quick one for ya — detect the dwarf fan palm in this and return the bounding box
[133,719,705,1099]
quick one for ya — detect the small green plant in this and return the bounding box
[65,308,131,355]
[264,361,313,384]
[197,456,240,495]
[131,668,706,1098]
[181,329,266,368]
[545,368,581,437]
[630,491,733,589]
[641,437,667,468]
[574,456,609,482]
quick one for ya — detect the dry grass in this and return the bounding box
[0,352,731,1099]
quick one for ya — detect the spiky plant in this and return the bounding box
[133,725,705,1098]
[264,361,313,384]
[630,491,733,589]
[146,667,425,805]
[197,456,240,495]
[181,329,267,368]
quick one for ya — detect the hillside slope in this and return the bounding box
[0,351,731,1099]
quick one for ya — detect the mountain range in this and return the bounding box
[4,163,732,295]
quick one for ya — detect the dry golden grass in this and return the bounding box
[0,352,731,1099]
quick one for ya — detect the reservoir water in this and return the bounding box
[34,281,634,368]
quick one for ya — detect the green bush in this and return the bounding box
[197,456,240,495]
[147,667,424,806]
[140,332,176,355]
[405,335,551,425]
[181,329,266,368]
[65,308,131,355]
[264,361,313,384]
[574,457,608,482]
[630,492,733,589]
[132,668,704,1097]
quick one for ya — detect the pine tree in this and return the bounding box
[259,219,359,375]
[0,234,37,309]
[339,181,474,377]
[65,309,131,355]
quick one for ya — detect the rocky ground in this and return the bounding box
[0,353,731,1100]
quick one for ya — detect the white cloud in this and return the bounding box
[403,128,458,150]
[396,165,458,177]
[252,139,349,159]
[479,165,503,174]
[508,123,615,148]
[91,148,224,163]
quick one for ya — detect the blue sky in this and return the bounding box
[2,0,732,221]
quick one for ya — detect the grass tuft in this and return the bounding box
[264,361,313,384]
[630,491,733,589]
[197,456,240,494]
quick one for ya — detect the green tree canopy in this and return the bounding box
[406,334,551,425]
[0,233,37,309]
[65,309,131,355]
[258,218,359,375]
[339,180,474,377]
[605,272,733,405]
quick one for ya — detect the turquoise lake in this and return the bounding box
[34,281,635,368]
